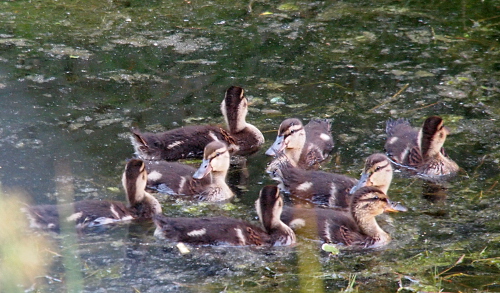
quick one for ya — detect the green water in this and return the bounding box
[0,0,499,292]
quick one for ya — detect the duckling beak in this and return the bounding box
[193,159,212,179]
[265,136,285,156]
[385,200,408,212]
[350,172,370,194]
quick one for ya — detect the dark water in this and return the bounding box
[1,0,500,292]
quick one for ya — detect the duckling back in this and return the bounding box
[130,125,234,161]
[153,185,295,246]
[153,215,271,246]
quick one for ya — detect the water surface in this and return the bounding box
[1,0,499,292]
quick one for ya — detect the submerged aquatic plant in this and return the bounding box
[0,189,52,292]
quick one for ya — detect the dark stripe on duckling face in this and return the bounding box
[350,186,391,216]
[365,153,390,172]
[279,118,304,138]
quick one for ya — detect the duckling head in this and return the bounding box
[350,153,393,195]
[418,116,449,158]
[220,86,248,133]
[350,186,406,221]
[123,159,162,215]
[265,154,293,180]
[193,141,230,179]
[123,159,148,205]
[265,118,306,156]
[255,185,296,245]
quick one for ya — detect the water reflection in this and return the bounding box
[421,181,449,203]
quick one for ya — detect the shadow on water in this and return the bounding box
[1,0,500,291]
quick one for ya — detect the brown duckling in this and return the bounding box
[385,116,459,177]
[146,141,233,201]
[153,185,295,246]
[280,186,407,248]
[131,86,264,160]
[23,159,162,232]
[265,118,334,170]
[267,153,393,208]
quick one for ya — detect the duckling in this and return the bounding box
[146,141,233,201]
[265,118,334,169]
[267,153,393,208]
[153,185,295,246]
[23,159,162,232]
[130,86,264,160]
[280,186,407,248]
[385,116,459,177]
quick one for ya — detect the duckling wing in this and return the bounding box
[153,215,269,246]
[284,168,356,207]
[74,200,132,226]
[145,161,200,195]
[131,126,233,160]
[302,119,334,169]
[384,119,419,165]
[281,207,356,244]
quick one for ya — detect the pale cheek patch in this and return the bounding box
[296,181,313,192]
[208,131,219,141]
[66,212,83,222]
[329,183,338,197]
[167,141,184,149]
[320,133,331,141]
[187,228,207,237]
[110,205,120,219]
[179,177,187,191]
[234,228,246,245]
[289,218,306,229]
[387,137,399,145]
[148,171,163,182]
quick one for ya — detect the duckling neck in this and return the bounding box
[207,171,233,199]
[126,185,144,206]
[419,130,444,160]
[353,213,390,246]
[285,148,302,166]
[225,110,248,133]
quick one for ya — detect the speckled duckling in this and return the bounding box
[385,116,459,177]
[281,186,407,248]
[267,153,393,208]
[23,159,162,232]
[153,185,295,246]
[131,86,264,160]
[266,118,334,170]
[146,141,234,201]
